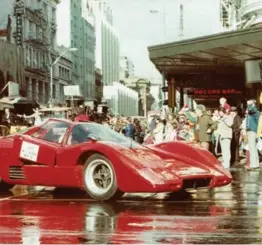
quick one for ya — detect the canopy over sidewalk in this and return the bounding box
[148,27,262,81]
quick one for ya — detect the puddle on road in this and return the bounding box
[1,170,262,244]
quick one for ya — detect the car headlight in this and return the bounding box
[177,167,208,175]
[137,168,165,184]
[211,170,223,176]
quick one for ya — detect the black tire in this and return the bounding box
[82,154,124,201]
[0,178,14,193]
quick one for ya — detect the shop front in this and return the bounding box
[148,26,262,110]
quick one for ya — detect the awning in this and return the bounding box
[0,102,14,110]
[0,97,34,105]
[148,26,262,78]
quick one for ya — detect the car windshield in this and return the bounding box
[72,123,141,148]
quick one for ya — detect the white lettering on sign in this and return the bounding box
[20,141,39,162]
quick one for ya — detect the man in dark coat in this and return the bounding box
[230,107,242,166]
[195,104,217,151]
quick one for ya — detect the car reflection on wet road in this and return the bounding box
[0,169,262,244]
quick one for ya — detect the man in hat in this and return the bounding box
[195,104,217,150]
[230,106,242,166]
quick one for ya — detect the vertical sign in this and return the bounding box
[14,0,24,47]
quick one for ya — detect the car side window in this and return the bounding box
[67,125,90,145]
[32,121,69,144]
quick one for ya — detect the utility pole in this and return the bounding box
[179,4,184,38]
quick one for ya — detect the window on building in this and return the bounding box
[43,2,48,20]
[53,84,56,99]
[52,7,56,22]
[29,21,34,37]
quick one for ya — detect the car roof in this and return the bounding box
[45,118,97,126]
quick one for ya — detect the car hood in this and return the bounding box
[101,141,211,175]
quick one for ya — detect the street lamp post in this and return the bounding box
[49,47,77,107]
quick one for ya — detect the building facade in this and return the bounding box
[0,40,25,96]
[57,0,96,101]
[239,0,262,27]
[0,0,59,103]
[54,46,73,104]
[123,77,154,117]
[119,56,134,81]
[103,82,138,116]
[89,0,120,85]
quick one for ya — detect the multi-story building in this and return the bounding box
[239,0,262,28]
[0,0,59,104]
[104,82,138,116]
[0,3,24,95]
[89,0,120,85]
[119,56,134,81]
[23,0,60,105]
[56,0,96,101]
[54,46,73,104]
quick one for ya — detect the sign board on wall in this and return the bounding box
[8,82,19,97]
[245,59,262,83]
[64,85,82,97]
[187,89,242,97]
[84,101,94,109]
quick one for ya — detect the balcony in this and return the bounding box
[24,32,48,46]
[24,6,47,22]
[51,21,57,30]
[239,0,262,26]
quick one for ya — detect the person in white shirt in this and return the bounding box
[22,108,43,126]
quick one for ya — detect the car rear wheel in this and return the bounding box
[83,154,124,201]
[0,178,14,192]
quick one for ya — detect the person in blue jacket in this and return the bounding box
[246,99,260,169]
[123,117,135,139]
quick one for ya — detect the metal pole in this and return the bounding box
[144,90,147,117]
[163,2,167,42]
[162,71,166,100]
[50,65,53,107]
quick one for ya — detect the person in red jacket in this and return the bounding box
[74,107,90,122]
[219,97,231,114]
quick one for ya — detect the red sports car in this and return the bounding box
[0,119,232,201]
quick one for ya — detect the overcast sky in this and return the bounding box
[107,0,221,78]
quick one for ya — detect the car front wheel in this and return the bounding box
[83,154,123,201]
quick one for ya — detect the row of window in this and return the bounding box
[25,77,66,104]
[25,46,48,70]
[24,0,56,22]
[59,66,71,81]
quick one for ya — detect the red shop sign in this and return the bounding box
[194,89,242,95]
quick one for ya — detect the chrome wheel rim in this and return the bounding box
[85,159,113,195]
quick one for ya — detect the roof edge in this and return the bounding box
[148,26,262,52]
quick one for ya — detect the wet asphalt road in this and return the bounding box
[1,169,262,244]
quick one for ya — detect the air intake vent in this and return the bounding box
[9,166,25,180]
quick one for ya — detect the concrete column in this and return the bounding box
[162,71,166,103]
[55,83,60,102]
[180,86,184,109]
[42,81,45,105]
[36,81,39,103]
[27,77,32,99]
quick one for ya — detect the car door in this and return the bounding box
[13,134,58,167]
[13,120,69,167]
